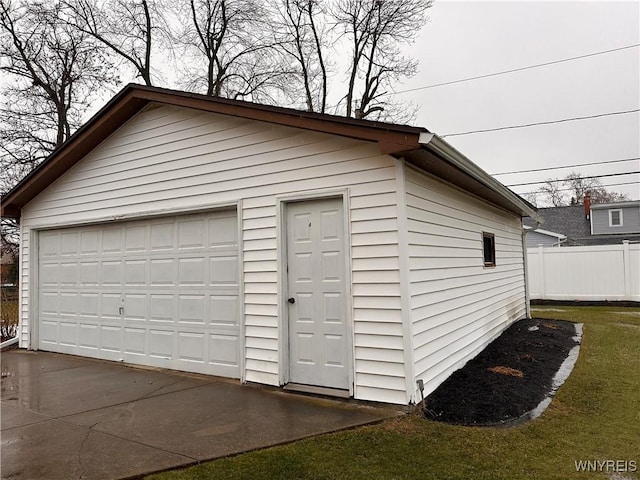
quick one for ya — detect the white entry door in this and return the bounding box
[286,198,349,390]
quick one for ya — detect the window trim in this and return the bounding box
[609,209,623,227]
[482,232,496,268]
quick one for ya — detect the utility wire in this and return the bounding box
[505,171,640,187]
[516,181,640,196]
[492,157,640,176]
[441,108,640,138]
[394,44,640,94]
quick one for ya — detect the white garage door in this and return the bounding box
[37,210,241,378]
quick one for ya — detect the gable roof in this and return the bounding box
[1,84,538,220]
[523,205,591,239]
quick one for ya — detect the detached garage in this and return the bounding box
[1,84,539,405]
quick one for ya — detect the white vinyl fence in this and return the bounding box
[527,242,640,302]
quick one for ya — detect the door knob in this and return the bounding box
[287,297,295,304]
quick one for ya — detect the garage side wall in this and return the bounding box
[404,165,526,399]
[18,104,407,404]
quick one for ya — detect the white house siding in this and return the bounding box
[404,165,526,399]
[19,104,406,404]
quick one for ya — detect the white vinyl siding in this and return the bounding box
[404,165,526,399]
[19,104,404,404]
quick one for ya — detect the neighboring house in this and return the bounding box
[524,195,640,247]
[590,201,640,237]
[523,225,566,247]
[0,84,538,405]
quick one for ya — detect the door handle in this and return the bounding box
[119,307,124,315]
[287,297,295,304]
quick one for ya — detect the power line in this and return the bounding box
[441,108,640,138]
[394,44,640,94]
[491,157,640,176]
[516,181,639,196]
[505,171,640,188]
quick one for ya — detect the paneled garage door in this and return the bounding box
[37,210,241,378]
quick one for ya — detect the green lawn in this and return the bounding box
[147,306,640,480]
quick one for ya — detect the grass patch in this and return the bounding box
[147,307,640,480]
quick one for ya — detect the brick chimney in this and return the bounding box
[584,191,591,220]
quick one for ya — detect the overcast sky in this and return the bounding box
[395,0,640,204]
[3,1,638,204]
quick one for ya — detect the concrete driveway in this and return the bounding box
[1,350,399,480]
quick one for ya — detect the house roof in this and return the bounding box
[1,84,538,220]
[590,200,640,210]
[523,225,566,240]
[523,205,591,239]
[523,204,640,245]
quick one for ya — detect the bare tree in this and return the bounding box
[563,172,630,205]
[62,0,165,86]
[1,0,116,273]
[174,0,283,100]
[333,0,431,120]
[537,178,567,207]
[272,0,330,113]
[522,192,538,208]
[0,0,116,191]
[534,172,630,207]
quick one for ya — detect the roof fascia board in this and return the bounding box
[419,133,541,221]
[133,88,424,153]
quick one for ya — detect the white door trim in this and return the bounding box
[276,189,353,395]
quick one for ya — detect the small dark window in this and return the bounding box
[482,232,496,267]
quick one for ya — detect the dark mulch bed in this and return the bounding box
[423,318,579,426]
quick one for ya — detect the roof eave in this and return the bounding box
[590,200,640,210]
[1,84,539,223]
[417,133,541,221]
[0,84,426,218]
